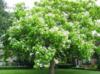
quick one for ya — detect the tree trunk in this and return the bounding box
[49,58,55,74]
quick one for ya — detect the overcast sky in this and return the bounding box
[4,0,40,8]
[4,0,100,7]
[4,0,40,11]
[96,0,100,6]
[4,0,100,11]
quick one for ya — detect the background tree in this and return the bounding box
[90,2,100,69]
[0,0,11,36]
[0,0,12,66]
[3,0,100,74]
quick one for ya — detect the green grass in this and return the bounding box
[0,69,100,74]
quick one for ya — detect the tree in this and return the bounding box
[0,0,10,36]
[3,0,99,74]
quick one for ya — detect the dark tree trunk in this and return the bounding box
[49,58,55,74]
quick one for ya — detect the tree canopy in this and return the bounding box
[3,0,100,72]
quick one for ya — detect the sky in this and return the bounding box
[4,0,100,11]
[4,0,40,11]
[96,0,100,6]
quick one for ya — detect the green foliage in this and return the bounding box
[3,0,100,68]
[0,0,11,36]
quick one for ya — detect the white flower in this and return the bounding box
[83,11,89,16]
[63,12,68,18]
[48,13,54,17]
[30,53,34,56]
[40,63,44,67]
[92,30,100,37]
[97,33,100,37]
[92,30,97,36]
[50,26,59,32]
[16,25,21,29]
[54,59,59,64]
[63,31,69,36]
[69,22,73,26]
[96,19,100,24]
[36,52,39,54]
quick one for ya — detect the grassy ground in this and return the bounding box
[0,69,100,74]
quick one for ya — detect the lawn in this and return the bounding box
[0,69,100,74]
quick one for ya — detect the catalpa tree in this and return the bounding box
[3,0,100,74]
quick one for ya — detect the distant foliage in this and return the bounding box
[0,0,11,36]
